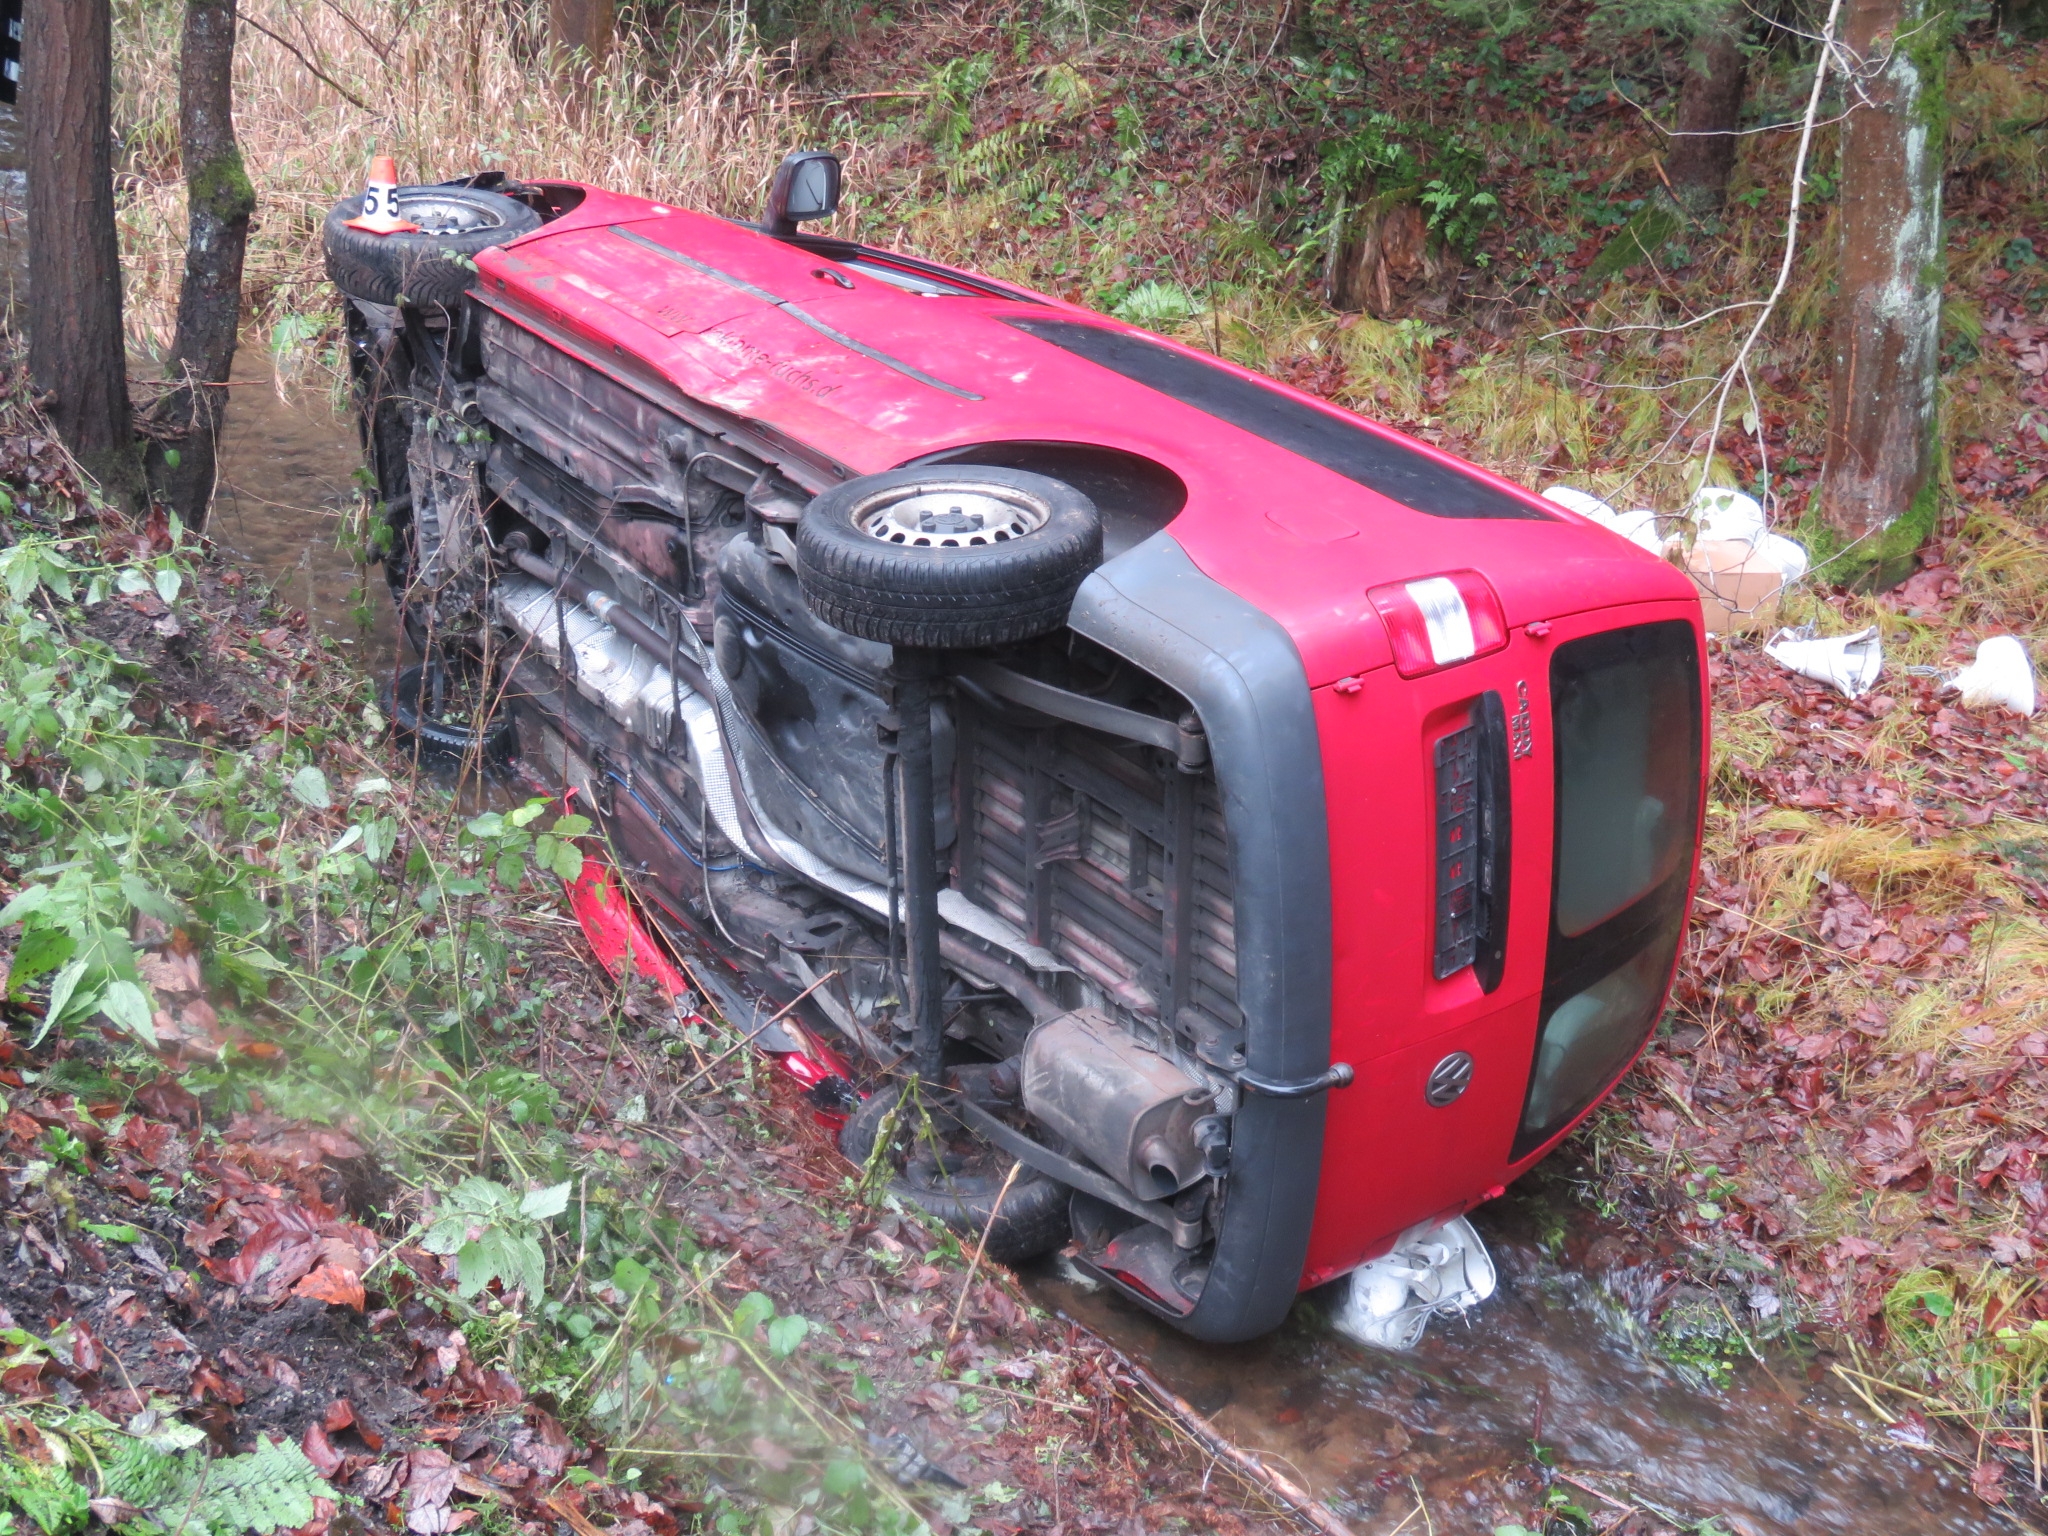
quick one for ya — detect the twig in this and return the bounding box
[232,7,373,110]
[1553,1472,1640,1516]
[946,1158,1020,1346]
[1067,1320,1356,1536]
[1695,0,1846,496]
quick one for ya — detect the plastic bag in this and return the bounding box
[1330,1214,1498,1352]
[1948,635,2038,717]
[1540,485,1666,556]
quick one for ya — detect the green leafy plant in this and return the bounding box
[102,1433,334,1536]
[421,1177,573,1301]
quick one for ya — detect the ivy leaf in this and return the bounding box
[731,1291,776,1335]
[766,1313,810,1359]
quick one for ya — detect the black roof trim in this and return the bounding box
[1005,318,1553,522]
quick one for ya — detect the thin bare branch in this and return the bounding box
[233,6,374,110]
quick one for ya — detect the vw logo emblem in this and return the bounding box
[1425,1051,1474,1107]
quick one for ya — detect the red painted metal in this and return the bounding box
[562,846,855,1096]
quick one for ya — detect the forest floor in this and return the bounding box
[0,380,1309,1536]
[50,0,2048,1517]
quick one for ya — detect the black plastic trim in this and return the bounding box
[1005,318,1555,522]
[1067,532,1333,1343]
[1473,689,1512,994]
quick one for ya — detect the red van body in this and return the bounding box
[339,172,1709,1341]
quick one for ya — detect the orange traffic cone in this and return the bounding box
[343,155,420,234]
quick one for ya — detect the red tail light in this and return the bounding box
[1366,570,1508,677]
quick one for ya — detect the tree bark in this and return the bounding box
[1817,0,1946,585]
[24,0,143,508]
[1664,6,1749,218]
[548,0,613,101]
[146,0,252,531]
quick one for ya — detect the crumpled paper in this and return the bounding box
[1948,635,2038,717]
[1765,624,1884,699]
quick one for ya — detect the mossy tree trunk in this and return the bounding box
[1817,0,1947,587]
[24,0,144,510]
[1663,4,1749,218]
[146,0,252,532]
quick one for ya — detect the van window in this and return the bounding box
[1004,318,1552,521]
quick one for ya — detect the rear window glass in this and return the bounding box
[1004,318,1551,521]
[1550,621,1701,937]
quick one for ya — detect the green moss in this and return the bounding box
[1902,1,1955,139]
[189,147,255,223]
[1792,452,1943,591]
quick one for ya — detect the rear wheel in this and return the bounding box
[839,1083,1070,1264]
[323,185,542,307]
[794,466,1101,649]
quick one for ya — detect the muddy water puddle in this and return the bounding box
[209,347,400,665]
[205,365,2010,1536]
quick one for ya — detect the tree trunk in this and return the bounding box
[146,0,252,532]
[1817,0,1946,586]
[1664,7,1749,218]
[548,0,613,100]
[24,0,142,508]
[1997,0,2048,39]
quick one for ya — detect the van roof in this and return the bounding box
[475,186,1694,686]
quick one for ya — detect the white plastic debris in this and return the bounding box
[1764,624,1884,700]
[1691,485,1767,544]
[1541,485,1666,556]
[1330,1214,1498,1352]
[1688,486,1810,584]
[1947,635,2038,717]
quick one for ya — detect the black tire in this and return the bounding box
[794,466,1101,649]
[384,663,515,762]
[840,1083,1070,1265]
[323,185,542,307]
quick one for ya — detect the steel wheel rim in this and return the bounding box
[852,483,1049,548]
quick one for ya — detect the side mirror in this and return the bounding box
[761,151,841,237]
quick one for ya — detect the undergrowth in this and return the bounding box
[0,408,965,1534]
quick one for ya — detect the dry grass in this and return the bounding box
[112,0,802,354]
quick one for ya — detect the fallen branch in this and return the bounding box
[1063,1317,1356,1536]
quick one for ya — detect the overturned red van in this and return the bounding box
[327,152,1708,1343]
